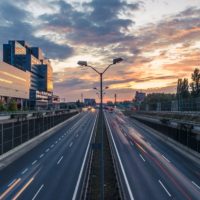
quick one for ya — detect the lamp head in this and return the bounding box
[77,61,87,66]
[113,58,123,64]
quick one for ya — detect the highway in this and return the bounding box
[105,110,200,200]
[0,111,97,200]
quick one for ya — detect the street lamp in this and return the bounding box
[77,58,123,199]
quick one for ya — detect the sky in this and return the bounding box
[0,0,200,102]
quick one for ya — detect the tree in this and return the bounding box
[8,99,18,111]
[177,78,190,98]
[141,93,176,111]
[190,68,200,97]
[107,101,114,106]
[0,100,6,111]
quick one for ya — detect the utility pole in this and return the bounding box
[81,93,83,103]
[114,93,117,106]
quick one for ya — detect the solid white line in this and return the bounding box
[59,138,61,141]
[51,144,54,148]
[55,141,58,144]
[21,168,28,175]
[105,114,135,200]
[32,160,37,165]
[162,155,170,163]
[69,142,73,148]
[147,142,151,146]
[159,180,171,197]
[45,148,49,153]
[192,181,200,190]
[139,154,145,162]
[72,112,98,200]
[130,141,134,146]
[40,154,44,158]
[57,156,63,165]
[32,184,44,200]
[8,179,16,187]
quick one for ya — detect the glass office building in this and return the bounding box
[3,40,55,109]
[0,61,30,105]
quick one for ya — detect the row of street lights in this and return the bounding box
[77,58,123,199]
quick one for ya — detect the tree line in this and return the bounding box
[177,68,200,99]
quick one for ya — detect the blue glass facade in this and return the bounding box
[3,40,54,109]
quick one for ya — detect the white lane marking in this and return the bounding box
[162,155,170,163]
[51,144,54,148]
[40,154,44,158]
[32,160,37,165]
[32,184,44,200]
[21,168,28,175]
[45,148,49,153]
[57,156,63,165]
[105,114,135,200]
[76,134,79,138]
[72,113,98,200]
[192,181,200,190]
[69,142,73,148]
[147,142,151,146]
[55,141,58,144]
[8,179,16,187]
[139,154,145,162]
[159,180,171,197]
[59,138,61,141]
[130,141,134,146]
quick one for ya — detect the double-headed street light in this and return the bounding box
[78,58,123,109]
[77,58,123,199]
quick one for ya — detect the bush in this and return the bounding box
[0,100,6,111]
[8,99,18,111]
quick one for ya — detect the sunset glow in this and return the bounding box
[0,0,200,102]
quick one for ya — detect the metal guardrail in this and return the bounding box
[135,113,200,127]
[0,108,80,116]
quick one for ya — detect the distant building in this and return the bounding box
[134,91,146,110]
[3,40,55,109]
[135,91,146,103]
[0,61,30,108]
[84,98,96,106]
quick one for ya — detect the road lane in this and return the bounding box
[119,112,200,188]
[0,111,97,200]
[105,111,200,200]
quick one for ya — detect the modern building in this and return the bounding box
[3,40,55,109]
[84,98,96,106]
[0,61,30,108]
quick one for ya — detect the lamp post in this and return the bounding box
[77,58,123,199]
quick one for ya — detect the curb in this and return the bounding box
[0,113,80,170]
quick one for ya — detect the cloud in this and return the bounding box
[0,1,73,60]
[39,0,141,46]
[0,1,200,101]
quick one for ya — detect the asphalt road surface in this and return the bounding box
[105,110,200,200]
[0,111,97,200]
